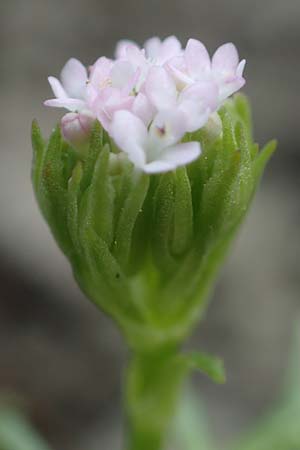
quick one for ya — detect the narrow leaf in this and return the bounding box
[172,167,193,256]
[113,172,149,271]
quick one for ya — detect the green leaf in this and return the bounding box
[67,162,83,256]
[152,173,178,275]
[233,93,253,143]
[179,351,226,384]
[80,120,103,192]
[38,126,73,255]
[172,167,193,256]
[252,140,277,183]
[86,144,115,246]
[31,120,46,193]
[113,172,149,272]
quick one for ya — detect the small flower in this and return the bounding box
[61,110,95,150]
[145,66,218,132]
[115,35,182,65]
[143,35,183,64]
[87,57,138,131]
[168,39,246,103]
[44,58,88,111]
[111,109,201,173]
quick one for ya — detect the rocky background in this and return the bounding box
[0,0,299,449]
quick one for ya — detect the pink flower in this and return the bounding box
[45,58,88,111]
[115,36,182,65]
[114,36,183,92]
[145,66,218,132]
[61,110,95,150]
[44,36,247,174]
[111,109,201,173]
[144,35,182,64]
[168,39,246,103]
[87,57,137,131]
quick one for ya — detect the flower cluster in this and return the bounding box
[45,36,246,173]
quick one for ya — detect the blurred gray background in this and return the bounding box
[0,0,299,449]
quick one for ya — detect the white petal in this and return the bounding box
[143,160,174,173]
[48,76,67,99]
[61,58,88,98]
[166,56,193,90]
[159,36,182,62]
[149,109,188,149]
[180,81,218,111]
[115,39,139,59]
[89,57,113,87]
[144,141,201,173]
[212,43,239,74]
[111,111,147,168]
[125,46,148,70]
[179,100,211,132]
[132,93,155,126]
[160,141,201,166]
[218,77,246,102]
[237,59,246,77]
[179,81,219,131]
[110,60,135,89]
[185,39,211,80]
[144,37,161,59]
[145,66,177,110]
[44,98,87,112]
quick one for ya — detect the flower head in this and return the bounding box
[44,36,246,173]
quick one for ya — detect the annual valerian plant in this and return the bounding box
[32,35,275,450]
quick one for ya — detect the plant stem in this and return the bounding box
[124,346,187,450]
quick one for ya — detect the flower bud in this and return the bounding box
[61,110,95,151]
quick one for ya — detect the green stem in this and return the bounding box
[124,347,187,450]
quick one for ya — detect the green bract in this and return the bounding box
[32,94,275,353]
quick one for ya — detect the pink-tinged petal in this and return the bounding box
[125,45,147,70]
[237,59,246,77]
[166,56,193,90]
[149,109,188,149]
[159,36,182,63]
[111,111,147,168]
[115,39,139,59]
[145,66,177,110]
[185,39,211,80]
[48,76,67,99]
[218,77,246,103]
[44,98,86,112]
[60,58,88,98]
[89,57,113,88]
[178,100,211,132]
[178,81,219,131]
[180,81,219,111]
[132,93,156,126]
[110,60,135,89]
[212,43,239,74]
[61,110,95,149]
[144,36,181,64]
[95,87,134,131]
